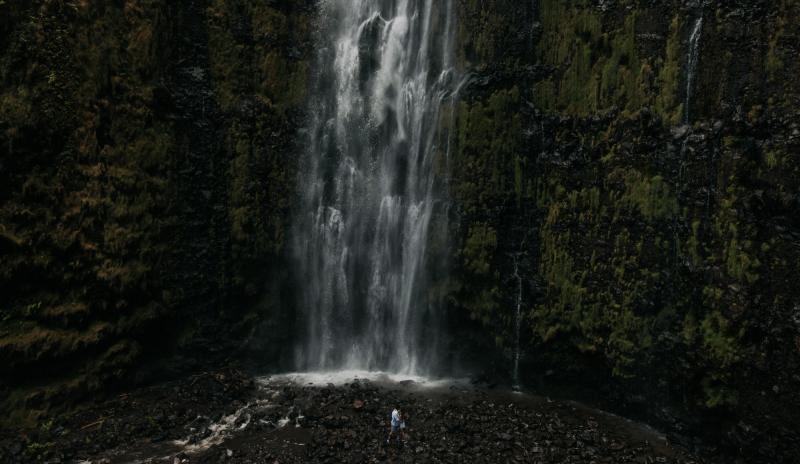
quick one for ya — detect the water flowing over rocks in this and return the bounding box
[292,0,460,374]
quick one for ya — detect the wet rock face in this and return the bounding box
[448,0,800,461]
[0,0,314,423]
[0,0,798,461]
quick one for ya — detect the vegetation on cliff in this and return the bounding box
[1,0,798,461]
[451,0,799,459]
[0,0,313,425]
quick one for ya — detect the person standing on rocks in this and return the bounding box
[386,407,403,446]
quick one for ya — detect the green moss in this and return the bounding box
[534,1,668,116]
[207,1,311,111]
[445,0,793,421]
[449,243,501,326]
[456,0,518,67]
[204,1,310,264]
[701,311,740,368]
[686,220,703,266]
[697,311,742,407]
[0,0,311,422]
[614,170,678,222]
[654,15,684,124]
[533,175,672,377]
[532,1,694,123]
[25,441,54,460]
[723,234,760,284]
[452,88,522,214]
[462,223,497,276]
[713,196,760,285]
[766,13,785,81]
[764,149,785,170]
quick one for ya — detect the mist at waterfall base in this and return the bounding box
[289,0,461,378]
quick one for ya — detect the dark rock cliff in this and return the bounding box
[1,0,798,461]
[449,0,800,461]
[0,0,314,425]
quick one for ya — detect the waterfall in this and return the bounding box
[673,12,704,289]
[684,15,703,124]
[293,0,459,375]
[511,254,523,391]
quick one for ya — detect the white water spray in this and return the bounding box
[684,15,703,124]
[293,0,459,375]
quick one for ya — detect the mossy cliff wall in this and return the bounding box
[0,0,314,425]
[450,0,799,460]
[2,0,799,460]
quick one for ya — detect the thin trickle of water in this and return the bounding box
[512,254,523,391]
[684,15,703,124]
[672,12,704,291]
[293,0,460,375]
[528,0,539,51]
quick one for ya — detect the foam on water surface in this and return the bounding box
[260,370,468,389]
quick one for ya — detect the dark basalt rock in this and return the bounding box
[0,370,697,463]
[449,1,800,462]
[0,0,314,425]
[0,0,798,462]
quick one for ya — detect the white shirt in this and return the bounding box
[391,409,401,427]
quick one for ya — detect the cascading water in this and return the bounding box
[673,12,704,281]
[684,14,703,124]
[511,254,523,392]
[293,0,459,375]
[677,13,704,199]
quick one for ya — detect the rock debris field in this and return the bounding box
[0,369,706,463]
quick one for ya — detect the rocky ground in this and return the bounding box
[0,369,713,463]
